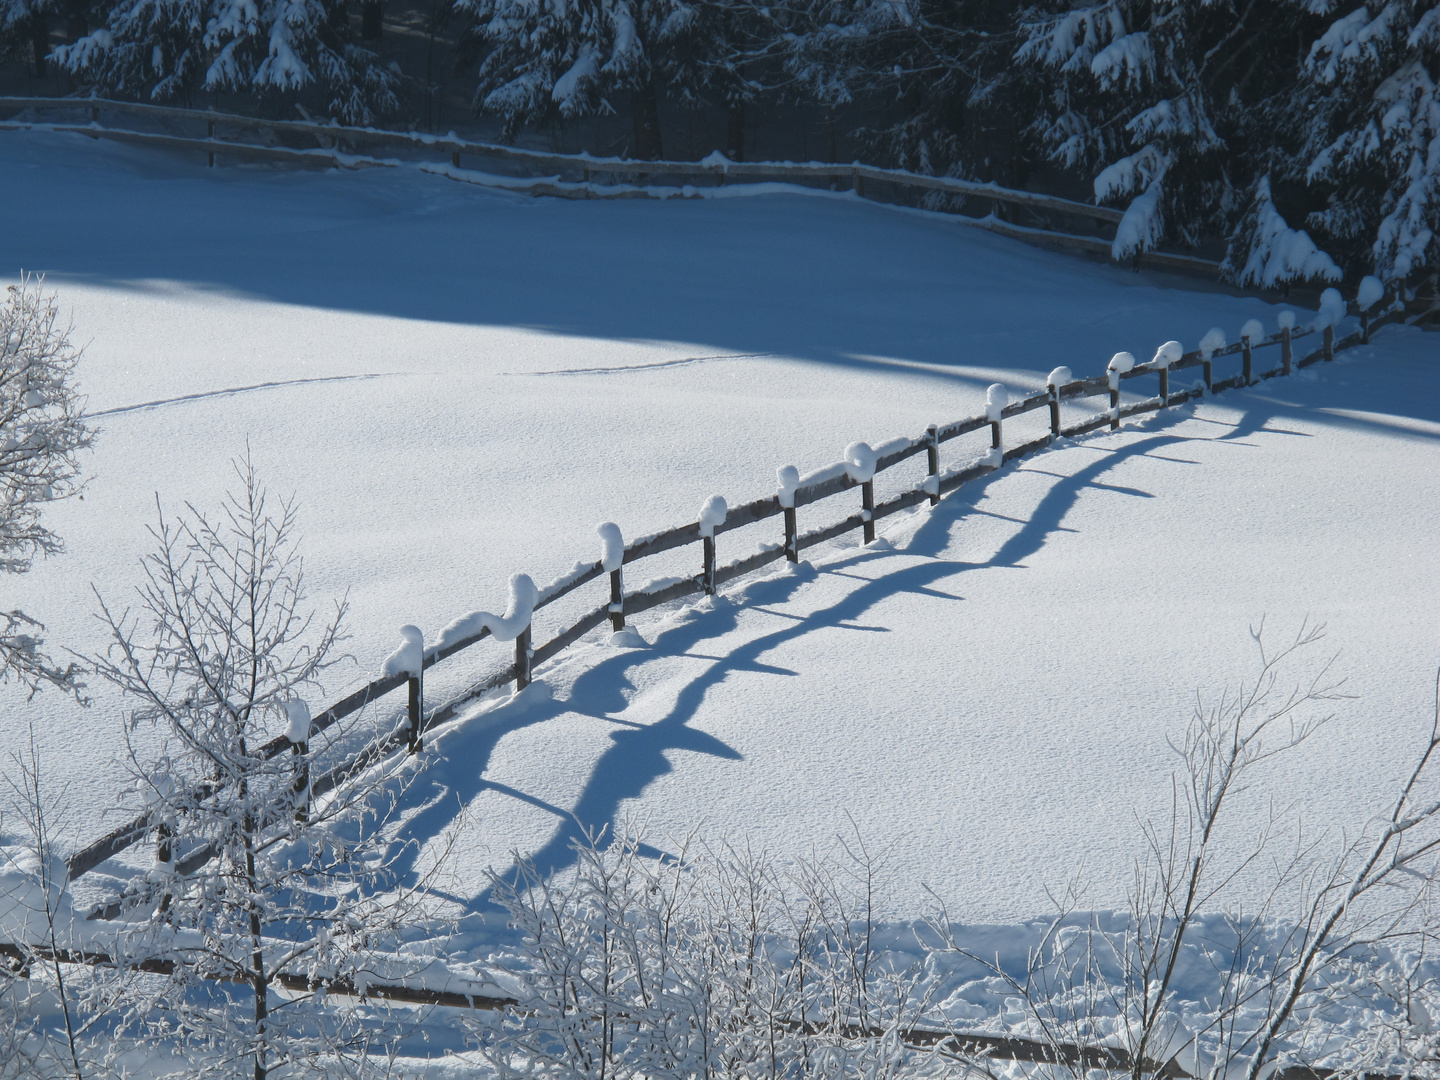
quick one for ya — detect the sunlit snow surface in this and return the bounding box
[2,130,1438,949]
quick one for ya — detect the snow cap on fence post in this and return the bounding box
[843,442,877,483]
[1241,319,1265,346]
[381,625,425,678]
[776,465,800,509]
[1356,275,1384,312]
[1150,340,1182,369]
[1046,367,1071,389]
[698,495,728,538]
[985,383,1008,422]
[1277,310,1296,330]
[1198,329,1225,360]
[283,699,312,745]
[1316,288,1346,329]
[1107,351,1135,390]
[597,522,624,572]
[433,573,538,650]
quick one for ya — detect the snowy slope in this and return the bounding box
[0,130,1436,930]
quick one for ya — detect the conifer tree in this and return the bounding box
[1294,0,1439,282]
[56,0,399,123]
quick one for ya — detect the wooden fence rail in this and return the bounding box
[0,94,1229,275]
[0,939,1387,1079]
[62,283,1419,897]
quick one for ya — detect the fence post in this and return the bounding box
[609,567,624,632]
[1242,338,1253,385]
[1323,324,1335,361]
[1281,326,1293,376]
[697,495,728,591]
[156,821,173,915]
[1106,355,1133,430]
[451,151,460,169]
[853,168,864,199]
[291,739,309,823]
[1158,365,1169,406]
[784,507,798,561]
[406,674,423,754]
[986,383,1006,456]
[702,534,717,594]
[515,626,532,690]
[925,424,940,506]
[1361,309,1369,344]
[861,481,875,544]
[207,119,215,167]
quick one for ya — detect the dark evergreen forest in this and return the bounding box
[3,0,1436,287]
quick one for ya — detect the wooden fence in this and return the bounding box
[64,280,1417,894]
[0,94,1227,275]
[2,280,1412,1079]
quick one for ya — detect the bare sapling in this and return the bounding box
[89,454,454,1080]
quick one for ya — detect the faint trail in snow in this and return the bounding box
[510,352,778,377]
[90,372,406,417]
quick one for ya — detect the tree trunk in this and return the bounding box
[63,0,86,43]
[725,101,745,162]
[29,13,49,77]
[361,0,383,40]
[630,81,662,161]
[245,827,268,1080]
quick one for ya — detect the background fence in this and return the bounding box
[0,93,1233,276]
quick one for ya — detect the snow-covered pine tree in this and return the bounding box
[1294,0,1439,283]
[458,0,680,157]
[1015,1,1310,261]
[55,0,399,122]
[782,0,1023,182]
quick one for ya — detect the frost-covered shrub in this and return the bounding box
[475,828,945,1080]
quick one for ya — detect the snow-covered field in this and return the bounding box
[2,129,1438,939]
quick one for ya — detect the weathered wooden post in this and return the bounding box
[381,625,425,751]
[1241,338,1253,385]
[1319,288,1343,362]
[843,443,878,540]
[1106,354,1134,430]
[1150,342,1180,407]
[1198,329,1224,394]
[1281,322,1293,376]
[406,673,423,753]
[515,626,532,690]
[925,425,940,506]
[156,821,173,914]
[778,466,800,562]
[207,119,215,167]
[598,523,625,631]
[1046,368,1069,438]
[452,150,461,168]
[698,496,727,594]
[986,383,1006,458]
[285,700,312,823]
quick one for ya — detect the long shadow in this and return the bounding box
[384,568,820,894]
[471,553,967,907]
[411,383,1438,915]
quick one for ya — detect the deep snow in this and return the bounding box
[0,129,1435,937]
